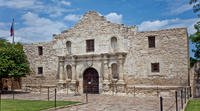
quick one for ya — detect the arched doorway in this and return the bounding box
[83,68,99,94]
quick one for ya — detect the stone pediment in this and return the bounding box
[54,11,132,40]
[62,11,108,33]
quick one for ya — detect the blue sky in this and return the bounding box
[0,0,199,57]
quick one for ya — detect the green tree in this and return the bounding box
[0,38,30,89]
[189,0,200,17]
[0,38,12,48]
[189,0,200,67]
[190,22,200,67]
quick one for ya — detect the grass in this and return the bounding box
[0,99,79,111]
[185,100,200,111]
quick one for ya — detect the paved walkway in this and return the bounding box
[2,93,178,111]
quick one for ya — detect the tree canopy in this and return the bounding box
[189,0,200,17]
[0,38,30,78]
[189,0,200,67]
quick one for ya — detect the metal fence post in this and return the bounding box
[0,92,1,111]
[67,83,69,96]
[187,88,189,99]
[184,88,186,103]
[86,84,88,103]
[134,86,135,97]
[86,91,88,103]
[160,96,163,111]
[55,88,56,109]
[48,87,49,101]
[11,77,14,100]
[181,90,183,109]
[175,91,178,111]
[189,87,192,97]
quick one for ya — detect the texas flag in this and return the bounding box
[10,19,14,36]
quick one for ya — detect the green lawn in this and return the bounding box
[1,99,79,111]
[185,100,200,111]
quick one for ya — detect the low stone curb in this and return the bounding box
[42,102,85,111]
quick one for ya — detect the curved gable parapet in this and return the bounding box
[55,11,137,39]
[52,11,134,56]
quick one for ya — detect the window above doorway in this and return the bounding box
[86,39,94,52]
[38,46,43,55]
[66,41,71,53]
[148,36,155,48]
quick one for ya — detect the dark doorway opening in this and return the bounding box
[83,68,99,94]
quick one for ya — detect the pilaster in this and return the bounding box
[58,56,65,84]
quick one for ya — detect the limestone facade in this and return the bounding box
[22,11,189,96]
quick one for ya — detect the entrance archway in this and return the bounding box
[83,68,99,94]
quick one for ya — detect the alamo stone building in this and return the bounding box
[22,11,190,96]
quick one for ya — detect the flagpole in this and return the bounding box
[11,18,15,100]
[12,18,15,44]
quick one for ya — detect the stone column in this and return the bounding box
[58,56,65,93]
[103,55,110,93]
[58,56,65,83]
[70,56,77,92]
[117,54,124,84]
[71,63,76,83]
[108,66,112,81]
[117,54,125,93]
[103,55,109,83]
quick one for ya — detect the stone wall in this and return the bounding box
[22,42,58,91]
[125,28,189,86]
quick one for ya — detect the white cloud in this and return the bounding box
[0,12,66,43]
[48,7,76,18]
[61,1,71,6]
[138,18,199,34]
[0,0,44,9]
[52,0,71,6]
[170,4,193,15]
[0,22,6,27]
[18,12,66,42]
[105,13,123,24]
[64,14,81,22]
[0,30,29,43]
[0,30,9,38]
[139,20,169,31]
[154,0,193,15]
[0,0,75,17]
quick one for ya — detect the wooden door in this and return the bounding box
[83,68,99,94]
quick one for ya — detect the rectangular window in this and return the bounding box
[86,39,94,52]
[148,36,155,48]
[38,46,43,55]
[38,67,43,74]
[151,63,159,72]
